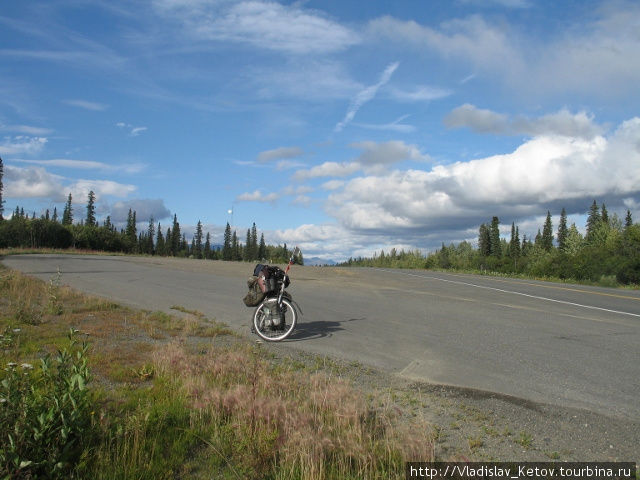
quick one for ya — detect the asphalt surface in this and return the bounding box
[4,254,640,422]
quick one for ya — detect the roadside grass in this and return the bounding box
[0,264,434,479]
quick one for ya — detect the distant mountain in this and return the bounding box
[305,256,337,266]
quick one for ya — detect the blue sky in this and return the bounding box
[1,0,639,260]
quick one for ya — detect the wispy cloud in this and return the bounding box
[12,158,146,174]
[334,62,400,132]
[152,0,360,55]
[0,136,47,156]
[116,122,147,137]
[390,85,452,102]
[353,114,416,133]
[0,124,53,135]
[257,146,304,163]
[64,99,109,111]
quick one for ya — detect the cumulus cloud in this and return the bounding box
[153,0,360,54]
[68,179,137,200]
[258,146,304,163]
[4,165,66,200]
[335,61,399,132]
[325,117,640,238]
[109,198,171,223]
[293,140,427,180]
[293,161,360,181]
[445,105,604,139]
[4,165,138,202]
[0,136,48,156]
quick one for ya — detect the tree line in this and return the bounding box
[341,200,640,285]
[0,163,301,265]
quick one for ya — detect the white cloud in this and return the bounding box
[116,122,147,137]
[293,140,427,180]
[109,199,171,223]
[368,3,640,99]
[445,105,604,139]
[64,99,109,111]
[321,180,345,191]
[0,124,53,136]
[0,136,48,156]
[68,179,137,199]
[4,165,66,200]
[368,15,521,74]
[293,161,360,181]
[13,158,146,174]
[236,190,280,203]
[335,61,399,132]
[325,117,640,237]
[257,146,304,163]
[353,115,416,133]
[153,0,360,54]
[390,85,452,102]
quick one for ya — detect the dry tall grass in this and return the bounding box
[154,342,434,479]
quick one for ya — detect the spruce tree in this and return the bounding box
[542,211,553,252]
[557,208,568,252]
[489,217,501,257]
[222,222,232,260]
[126,209,137,244]
[62,193,73,225]
[258,232,266,260]
[231,230,239,261]
[86,190,97,226]
[586,200,601,241]
[194,220,203,258]
[625,210,633,229]
[146,217,155,254]
[156,223,165,256]
[478,223,491,257]
[204,232,211,259]
[170,214,181,256]
[244,228,252,261]
[52,207,58,223]
[509,222,520,259]
[251,223,258,260]
[601,203,609,226]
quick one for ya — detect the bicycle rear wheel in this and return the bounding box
[253,297,297,341]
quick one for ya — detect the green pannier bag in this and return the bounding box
[243,276,266,307]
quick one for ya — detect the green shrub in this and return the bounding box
[0,330,93,478]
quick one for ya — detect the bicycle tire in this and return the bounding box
[253,297,297,341]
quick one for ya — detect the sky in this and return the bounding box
[1,0,640,261]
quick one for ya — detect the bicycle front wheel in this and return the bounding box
[253,297,297,341]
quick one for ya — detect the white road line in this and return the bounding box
[374,268,640,319]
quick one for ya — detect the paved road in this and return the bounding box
[4,254,640,421]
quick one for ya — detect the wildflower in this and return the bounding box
[7,362,17,368]
[12,328,21,333]
[0,398,6,404]
[21,363,34,370]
